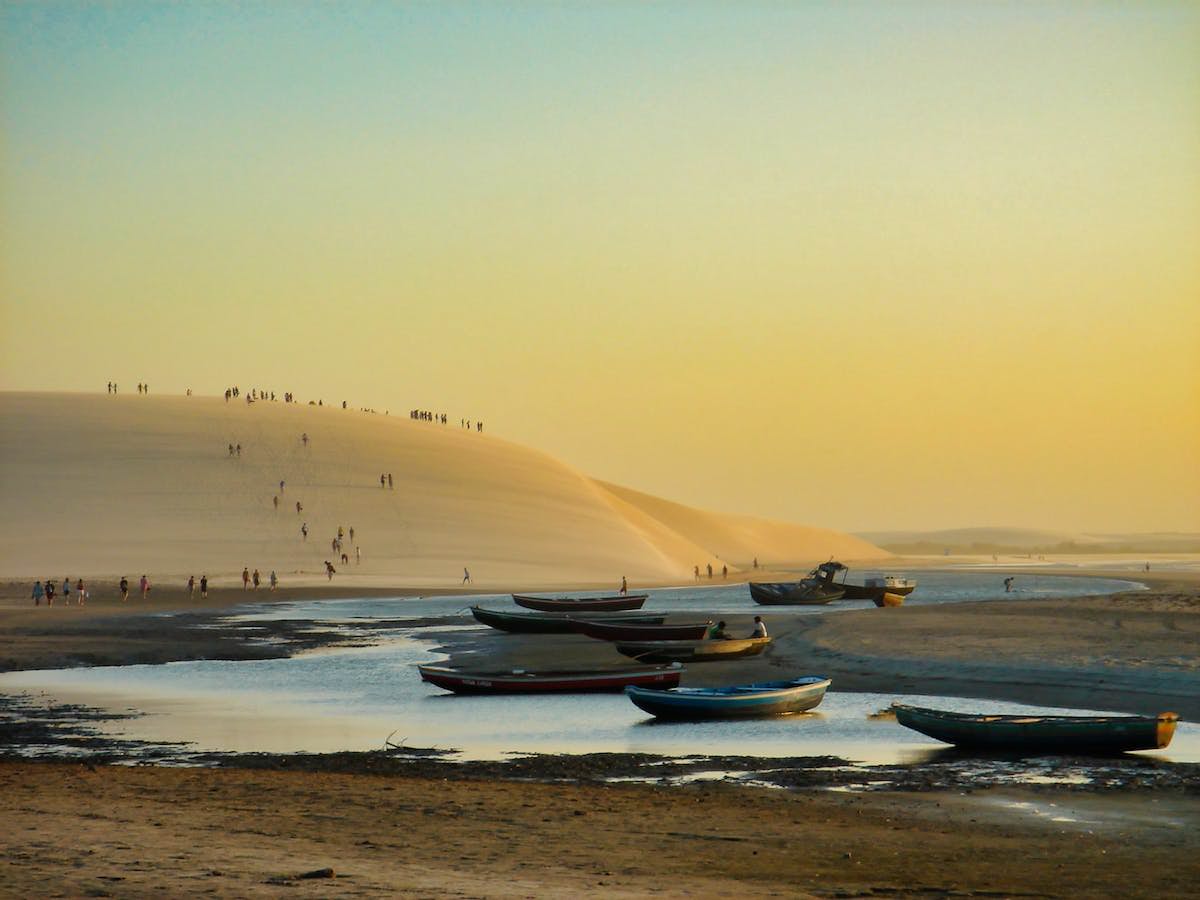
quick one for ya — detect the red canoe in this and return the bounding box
[512,593,648,612]
[417,663,683,695]
[570,619,713,642]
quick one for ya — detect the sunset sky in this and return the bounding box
[3,2,1198,534]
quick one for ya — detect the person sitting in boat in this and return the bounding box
[707,620,730,640]
[750,615,767,639]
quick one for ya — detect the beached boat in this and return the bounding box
[748,581,844,605]
[570,619,713,642]
[512,593,648,612]
[893,704,1179,754]
[625,676,831,720]
[470,605,666,634]
[614,636,772,663]
[873,592,905,608]
[838,573,918,601]
[419,663,684,695]
[750,561,847,605]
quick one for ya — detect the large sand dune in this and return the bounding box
[0,393,885,586]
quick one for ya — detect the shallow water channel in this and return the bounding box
[3,573,1196,767]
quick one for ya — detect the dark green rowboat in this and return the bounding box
[470,605,666,634]
[893,704,1179,754]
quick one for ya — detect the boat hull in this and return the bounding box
[626,676,831,720]
[513,593,648,612]
[570,620,712,642]
[614,637,772,663]
[749,582,844,605]
[419,664,684,695]
[893,704,1179,754]
[839,582,917,600]
[471,605,666,634]
[873,592,905,608]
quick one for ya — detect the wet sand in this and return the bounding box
[2,759,1196,899]
[3,567,1197,896]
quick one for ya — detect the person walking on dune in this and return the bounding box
[463,568,472,585]
[242,568,250,591]
[388,473,393,489]
[32,581,43,606]
[273,495,279,510]
[619,576,628,596]
[325,560,336,580]
[302,433,309,447]
[301,522,308,540]
[200,575,208,599]
[119,577,129,602]
[296,501,302,514]
[349,526,355,543]
[279,480,285,493]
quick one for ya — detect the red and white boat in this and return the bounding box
[417,663,683,695]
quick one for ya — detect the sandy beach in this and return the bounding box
[2,568,1197,897]
[2,393,1197,897]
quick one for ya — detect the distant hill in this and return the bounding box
[857,527,1200,555]
[0,392,887,585]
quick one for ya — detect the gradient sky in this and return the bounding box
[3,2,1198,533]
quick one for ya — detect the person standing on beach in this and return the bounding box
[252,569,261,590]
[348,526,355,543]
[380,473,386,488]
[388,473,393,489]
[119,577,129,601]
[619,576,628,596]
[301,522,308,540]
[706,563,713,580]
[694,565,700,582]
[242,568,250,591]
[62,577,72,605]
[355,545,361,564]
[228,443,235,457]
[77,578,86,605]
[32,581,43,606]
[140,574,150,599]
[44,579,55,606]
[462,567,471,584]
[188,575,195,599]
[721,564,727,579]
[200,575,208,599]
[325,560,336,580]
[269,571,278,591]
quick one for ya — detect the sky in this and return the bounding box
[2,1,1198,534]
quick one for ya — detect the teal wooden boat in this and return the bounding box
[893,704,1179,754]
[626,676,831,720]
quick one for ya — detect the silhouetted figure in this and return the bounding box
[301,522,308,540]
[387,473,393,489]
[200,575,208,598]
[188,575,195,599]
[270,571,278,591]
[722,565,727,579]
[349,527,355,543]
[252,569,261,590]
[694,565,700,581]
[302,433,309,446]
[296,501,302,514]
[120,577,129,601]
[619,576,628,596]
[753,558,758,569]
[273,495,279,510]
[707,564,713,579]
[242,568,250,591]
[380,474,386,488]
[280,480,285,492]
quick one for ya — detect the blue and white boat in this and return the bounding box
[625,676,831,720]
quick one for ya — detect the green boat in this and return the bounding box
[893,704,1179,754]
